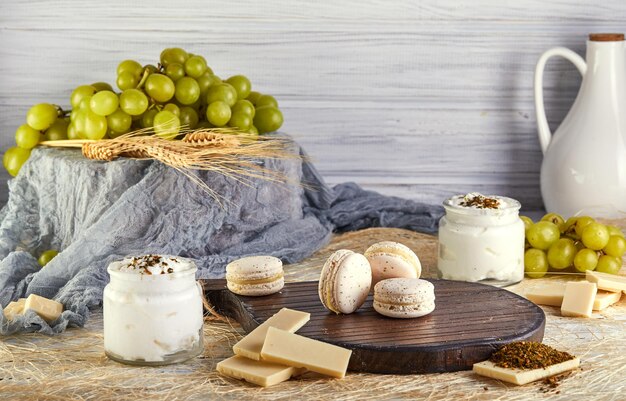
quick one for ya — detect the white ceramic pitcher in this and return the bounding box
[534,33,626,217]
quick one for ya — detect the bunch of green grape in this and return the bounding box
[3,47,284,177]
[522,213,626,278]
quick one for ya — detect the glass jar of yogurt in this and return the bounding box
[437,193,525,287]
[103,255,204,365]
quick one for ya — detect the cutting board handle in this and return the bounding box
[201,279,262,332]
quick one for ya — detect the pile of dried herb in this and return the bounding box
[489,342,575,370]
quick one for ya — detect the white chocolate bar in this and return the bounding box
[233,308,310,360]
[216,355,306,387]
[260,327,352,379]
[24,294,63,322]
[473,358,580,385]
[561,281,597,318]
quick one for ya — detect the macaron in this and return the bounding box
[373,278,435,319]
[364,241,422,285]
[318,249,372,314]
[226,256,284,296]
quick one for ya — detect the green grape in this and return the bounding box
[91,82,114,92]
[547,238,576,269]
[248,125,259,136]
[144,64,158,74]
[3,147,31,177]
[84,110,108,140]
[163,103,180,117]
[253,106,283,133]
[90,91,119,116]
[160,47,189,67]
[232,99,255,118]
[574,216,595,237]
[596,255,622,275]
[541,213,565,227]
[174,77,201,105]
[561,216,580,238]
[607,225,625,238]
[153,110,180,139]
[581,222,610,250]
[184,55,208,78]
[120,89,149,116]
[38,249,58,267]
[206,83,237,107]
[226,75,251,100]
[228,111,252,130]
[70,85,96,109]
[603,235,626,257]
[15,124,41,149]
[44,119,69,141]
[117,71,139,91]
[197,73,217,97]
[256,94,278,108]
[145,74,175,103]
[26,103,58,131]
[526,221,560,250]
[67,123,80,140]
[574,248,599,272]
[165,63,185,82]
[77,96,92,111]
[117,59,143,78]
[524,249,548,278]
[206,101,231,127]
[246,91,262,105]
[107,108,132,134]
[179,106,199,129]
[141,108,159,128]
[520,216,533,232]
[73,110,87,137]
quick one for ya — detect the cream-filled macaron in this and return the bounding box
[373,278,435,318]
[318,249,372,314]
[226,256,284,296]
[364,241,422,285]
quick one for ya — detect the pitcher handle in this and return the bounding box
[534,47,587,154]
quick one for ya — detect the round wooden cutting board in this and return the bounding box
[202,279,545,374]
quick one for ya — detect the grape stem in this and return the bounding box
[55,105,71,117]
[136,69,150,90]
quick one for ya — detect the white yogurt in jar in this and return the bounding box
[103,255,204,365]
[437,193,525,286]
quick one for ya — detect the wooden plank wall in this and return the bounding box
[1,1,624,211]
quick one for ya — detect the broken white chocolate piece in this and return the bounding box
[260,327,352,379]
[561,281,597,318]
[233,308,310,360]
[586,271,626,293]
[3,298,26,320]
[593,290,622,311]
[525,283,566,307]
[216,355,306,387]
[24,294,63,322]
[473,358,580,385]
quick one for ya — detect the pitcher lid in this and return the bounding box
[589,33,624,42]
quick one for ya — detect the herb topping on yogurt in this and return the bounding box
[110,255,194,275]
[458,193,501,209]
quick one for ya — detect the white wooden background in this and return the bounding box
[1,1,624,211]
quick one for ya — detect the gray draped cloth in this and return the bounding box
[0,136,443,335]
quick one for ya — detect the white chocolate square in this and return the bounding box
[561,281,597,318]
[24,294,64,322]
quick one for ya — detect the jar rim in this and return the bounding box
[443,194,521,215]
[107,256,198,281]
